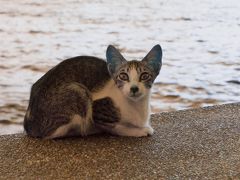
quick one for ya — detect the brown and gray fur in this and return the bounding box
[24,45,162,139]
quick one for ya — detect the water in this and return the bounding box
[0,0,240,135]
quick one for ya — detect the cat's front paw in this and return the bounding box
[142,126,154,136]
[133,126,154,137]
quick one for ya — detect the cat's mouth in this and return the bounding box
[128,93,143,100]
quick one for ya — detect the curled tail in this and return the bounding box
[24,82,94,139]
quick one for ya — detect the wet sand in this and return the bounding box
[1,103,240,179]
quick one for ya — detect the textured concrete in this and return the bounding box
[0,103,240,179]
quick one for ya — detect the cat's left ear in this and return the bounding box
[106,45,126,75]
[142,44,162,75]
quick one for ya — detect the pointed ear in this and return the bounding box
[106,45,126,75]
[142,44,162,75]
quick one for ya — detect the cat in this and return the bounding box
[24,44,162,139]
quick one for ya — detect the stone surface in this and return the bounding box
[0,103,240,179]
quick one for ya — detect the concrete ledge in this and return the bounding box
[0,103,240,179]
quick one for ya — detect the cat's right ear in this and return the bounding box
[106,45,126,75]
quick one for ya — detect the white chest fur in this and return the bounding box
[92,80,151,127]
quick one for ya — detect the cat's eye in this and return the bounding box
[140,72,150,81]
[118,73,129,81]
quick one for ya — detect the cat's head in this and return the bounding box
[106,44,162,101]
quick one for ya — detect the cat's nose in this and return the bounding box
[130,85,139,94]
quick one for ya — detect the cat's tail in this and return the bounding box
[24,113,43,138]
[24,82,95,139]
